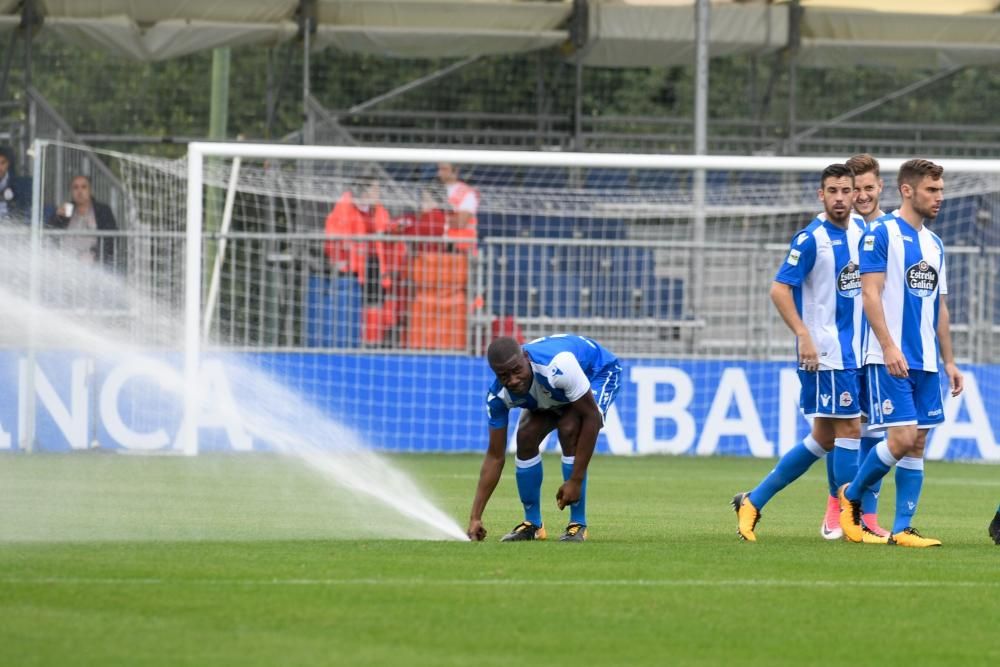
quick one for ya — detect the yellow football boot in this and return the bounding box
[861,525,889,545]
[732,492,761,542]
[888,527,941,548]
[837,484,863,543]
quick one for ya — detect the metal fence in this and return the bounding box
[12,227,998,364]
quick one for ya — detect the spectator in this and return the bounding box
[324,178,409,346]
[436,162,479,252]
[0,145,32,222]
[396,186,448,253]
[47,175,121,269]
[324,178,393,303]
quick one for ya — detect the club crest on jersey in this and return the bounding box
[839,391,853,407]
[906,259,938,297]
[881,399,894,416]
[837,261,861,297]
[787,249,801,266]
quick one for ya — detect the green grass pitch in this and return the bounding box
[1,452,998,666]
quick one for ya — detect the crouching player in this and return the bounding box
[466,334,621,542]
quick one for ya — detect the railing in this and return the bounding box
[329,108,1000,158]
[9,226,997,364]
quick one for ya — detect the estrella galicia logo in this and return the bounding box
[905,259,938,298]
[837,261,861,298]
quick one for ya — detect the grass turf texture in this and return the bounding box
[1,453,998,666]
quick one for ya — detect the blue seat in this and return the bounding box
[528,215,578,239]
[738,171,783,188]
[585,168,631,190]
[383,163,417,182]
[605,247,657,318]
[653,277,685,320]
[634,170,682,190]
[521,166,568,189]
[489,245,557,317]
[584,218,627,240]
[479,211,517,238]
[541,273,583,318]
[479,165,518,187]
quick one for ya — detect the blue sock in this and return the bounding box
[893,457,924,534]
[846,440,896,502]
[748,435,825,510]
[561,455,587,526]
[825,450,838,497]
[859,436,883,515]
[833,437,860,489]
[515,454,543,527]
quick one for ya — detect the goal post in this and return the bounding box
[178,142,1000,459]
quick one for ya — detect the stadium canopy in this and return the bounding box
[579,0,1000,68]
[0,1,998,66]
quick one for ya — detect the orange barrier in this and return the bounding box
[407,251,470,350]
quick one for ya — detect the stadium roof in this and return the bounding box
[0,1,998,67]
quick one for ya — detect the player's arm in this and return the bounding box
[467,426,507,541]
[556,391,604,510]
[861,271,907,377]
[448,191,477,230]
[450,210,473,230]
[770,281,818,372]
[936,296,963,397]
[772,231,818,370]
[860,226,906,377]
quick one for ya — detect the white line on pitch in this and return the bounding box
[2,577,999,589]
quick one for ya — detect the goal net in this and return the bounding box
[3,140,998,461]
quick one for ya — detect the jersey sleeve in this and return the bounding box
[486,390,509,429]
[773,231,816,286]
[549,352,590,402]
[938,249,948,296]
[859,225,888,273]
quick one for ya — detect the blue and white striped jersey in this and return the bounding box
[486,334,619,429]
[774,213,866,370]
[860,213,947,372]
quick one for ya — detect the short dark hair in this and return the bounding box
[846,154,880,178]
[487,336,522,368]
[898,159,943,191]
[821,163,854,187]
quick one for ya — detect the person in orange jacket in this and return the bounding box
[437,162,479,253]
[324,178,395,303]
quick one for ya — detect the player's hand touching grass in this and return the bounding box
[466,519,487,541]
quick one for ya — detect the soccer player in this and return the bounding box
[733,163,865,542]
[466,334,621,542]
[817,153,892,540]
[838,159,964,547]
[989,504,1000,545]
